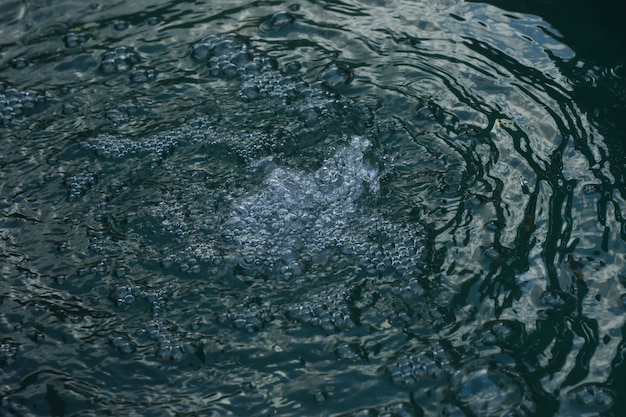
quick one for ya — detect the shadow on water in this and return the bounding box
[0,0,625,416]
[470,0,626,205]
[470,0,626,412]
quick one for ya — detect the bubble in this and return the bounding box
[99,47,140,73]
[0,85,45,126]
[539,290,568,308]
[450,361,536,417]
[582,183,600,194]
[110,336,136,354]
[568,383,615,411]
[195,33,249,61]
[62,103,78,115]
[191,43,211,61]
[285,284,355,331]
[484,220,501,232]
[259,11,295,34]
[217,296,274,332]
[130,69,156,82]
[112,20,129,30]
[386,343,456,385]
[335,343,361,361]
[191,32,335,108]
[478,321,519,347]
[321,65,353,88]
[11,57,28,69]
[81,124,191,159]
[136,320,192,360]
[391,279,425,299]
[0,343,19,366]
[65,172,95,201]
[63,32,88,48]
[285,61,301,74]
[484,246,502,260]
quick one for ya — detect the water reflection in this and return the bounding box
[0,0,625,416]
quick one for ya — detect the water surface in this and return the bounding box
[1,0,625,416]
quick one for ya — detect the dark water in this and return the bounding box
[1,0,625,416]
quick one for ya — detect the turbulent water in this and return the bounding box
[1,0,625,416]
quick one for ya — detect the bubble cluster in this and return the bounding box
[130,68,156,82]
[65,172,95,201]
[87,230,122,255]
[220,136,380,269]
[285,284,355,331]
[386,343,456,385]
[136,320,195,361]
[63,31,439,414]
[0,343,19,366]
[109,335,136,354]
[110,284,142,306]
[63,32,89,48]
[582,183,600,194]
[82,132,179,159]
[217,295,274,332]
[0,83,45,126]
[81,119,215,159]
[123,286,172,317]
[568,383,615,410]
[125,135,429,291]
[191,32,336,114]
[99,47,140,73]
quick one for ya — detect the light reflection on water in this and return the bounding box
[1,0,625,416]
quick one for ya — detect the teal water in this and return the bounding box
[1,0,625,416]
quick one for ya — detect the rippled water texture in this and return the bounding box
[1,0,626,416]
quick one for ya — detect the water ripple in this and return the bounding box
[0,0,625,416]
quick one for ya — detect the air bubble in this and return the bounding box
[62,103,78,115]
[112,20,128,30]
[285,284,355,331]
[568,383,615,411]
[63,32,88,48]
[99,47,140,73]
[478,321,517,347]
[582,183,600,194]
[218,297,274,332]
[321,65,353,88]
[259,11,295,34]
[130,69,156,82]
[11,58,28,69]
[484,246,501,260]
[386,344,455,385]
[0,85,45,125]
[450,361,536,417]
[0,343,19,366]
[540,290,568,307]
